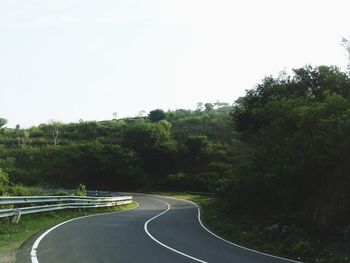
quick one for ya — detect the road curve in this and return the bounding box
[16,194,301,263]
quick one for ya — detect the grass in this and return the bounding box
[0,202,137,261]
[154,192,350,263]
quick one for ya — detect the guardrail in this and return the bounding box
[0,194,133,222]
[44,189,114,197]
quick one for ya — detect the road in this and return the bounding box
[16,194,300,263]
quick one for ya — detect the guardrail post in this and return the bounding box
[11,209,21,224]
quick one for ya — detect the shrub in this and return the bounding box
[52,189,69,196]
[75,184,86,196]
[7,184,44,196]
[293,240,314,256]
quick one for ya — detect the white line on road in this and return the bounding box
[30,202,139,263]
[144,198,208,263]
[150,194,301,263]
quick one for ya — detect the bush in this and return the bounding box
[75,184,86,196]
[7,185,44,196]
[293,240,314,256]
[52,189,69,196]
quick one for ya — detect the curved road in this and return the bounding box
[16,194,300,263]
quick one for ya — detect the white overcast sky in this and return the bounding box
[1,0,350,127]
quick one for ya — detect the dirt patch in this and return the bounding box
[0,251,15,263]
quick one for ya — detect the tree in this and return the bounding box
[17,130,30,148]
[204,103,213,111]
[184,135,211,165]
[229,65,350,228]
[0,168,9,195]
[149,109,167,122]
[196,102,204,112]
[0,118,7,128]
[341,37,350,74]
[48,120,61,147]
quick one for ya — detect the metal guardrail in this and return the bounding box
[0,195,128,205]
[186,191,214,196]
[0,194,133,220]
[44,189,114,197]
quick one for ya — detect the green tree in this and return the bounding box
[0,168,9,195]
[123,120,176,184]
[204,103,214,111]
[149,109,167,122]
[229,65,350,228]
[0,118,7,128]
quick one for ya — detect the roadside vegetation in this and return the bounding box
[0,202,137,262]
[159,192,350,263]
[1,64,350,262]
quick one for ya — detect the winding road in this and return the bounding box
[16,194,300,263]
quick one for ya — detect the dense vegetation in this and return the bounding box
[226,66,350,228]
[0,101,234,193]
[2,65,350,261]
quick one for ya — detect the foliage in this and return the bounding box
[166,193,345,263]
[75,183,86,196]
[7,184,44,196]
[293,240,314,257]
[0,104,234,192]
[148,109,167,122]
[227,65,350,229]
[0,169,9,195]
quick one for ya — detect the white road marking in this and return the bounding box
[144,198,208,263]
[150,194,302,263]
[195,206,302,263]
[30,202,139,263]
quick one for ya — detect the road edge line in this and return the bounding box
[144,198,208,263]
[143,194,302,263]
[30,201,139,263]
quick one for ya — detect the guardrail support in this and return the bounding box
[11,209,21,224]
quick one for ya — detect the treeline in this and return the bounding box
[221,65,350,231]
[1,65,350,233]
[0,102,235,193]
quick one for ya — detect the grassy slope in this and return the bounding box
[0,203,137,262]
[156,193,350,263]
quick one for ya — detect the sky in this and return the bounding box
[1,0,350,128]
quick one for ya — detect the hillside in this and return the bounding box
[0,103,235,191]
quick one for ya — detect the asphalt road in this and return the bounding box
[16,194,300,263]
